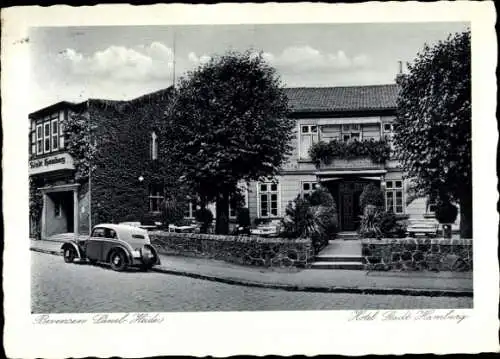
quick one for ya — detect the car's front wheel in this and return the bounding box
[110,250,128,272]
[63,247,76,263]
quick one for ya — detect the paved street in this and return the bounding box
[31,252,472,313]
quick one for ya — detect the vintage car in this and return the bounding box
[61,223,161,271]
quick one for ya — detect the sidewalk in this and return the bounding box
[30,239,472,297]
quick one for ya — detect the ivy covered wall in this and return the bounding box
[87,88,175,226]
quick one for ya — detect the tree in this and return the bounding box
[393,30,472,238]
[166,50,293,234]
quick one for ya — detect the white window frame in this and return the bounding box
[301,181,318,200]
[341,123,362,142]
[151,131,158,160]
[257,182,280,218]
[149,184,164,213]
[184,201,194,219]
[299,124,319,159]
[385,180,404,214]
[36,124,43,155]
[43,122,51,153]
[51,118,59,151]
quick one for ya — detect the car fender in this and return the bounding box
[106,243,134,264]
[61,242,82,259]
[144,244,161,265]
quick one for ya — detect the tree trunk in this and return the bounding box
[459,189,473,239]
[215,190,230,235]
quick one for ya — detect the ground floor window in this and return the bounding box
[258,182,279,217]
[301,181,318,200]
[184,202,194,219]
[385,180,404,214]
[149,184,164,213]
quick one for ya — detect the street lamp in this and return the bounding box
[138,175,144,182]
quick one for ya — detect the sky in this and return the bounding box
[29,22,469,112]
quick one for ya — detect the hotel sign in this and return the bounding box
[29,153,75,175]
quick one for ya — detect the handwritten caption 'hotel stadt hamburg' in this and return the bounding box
[32,310,468,325]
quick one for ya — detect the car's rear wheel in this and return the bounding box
[63,247,77,263]
[110,250,127,272]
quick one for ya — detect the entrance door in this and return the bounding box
[342,193,355,230]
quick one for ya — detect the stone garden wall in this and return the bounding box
[150,231,314,268]
[362,238,473,272]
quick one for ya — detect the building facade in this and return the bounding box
[29,89,174,239]
[246,84,444,230]
[30,83,454,239]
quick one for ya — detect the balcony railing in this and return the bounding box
[317,157,385,171]
[310,139,391,171]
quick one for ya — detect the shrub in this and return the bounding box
[309,186,334,206]
[160,198,185,227]
[237,207,251,227]
[282,189,338,253]
[195,208,214,233]
[379,212,407,238]
[359,209,383,239]
[281,196,315,238]
[435,200,458,224]
[141,213,159,226]
[359,183,385,212]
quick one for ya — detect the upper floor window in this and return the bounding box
[300,124,318,159]
[385,180,404,214]
[151,131,158,160]
[383,122,395,151]
[258,182,279,218]
[342,124,361,142]
[31,113,63,156]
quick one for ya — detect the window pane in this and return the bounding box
[303,183,310,191]
[270,184,277,192]
[37,140,42,153]
[271,194,277,201]
[260,184,267,192]
[44,123,50,136]
[301,125,309,133]
[310,126,317,133]
[395,191,402,198]
[271,208,278,216]
[386,181,393,189]
[300,134,312,158]
[384,123,391,131]
[396,205,403,214]
[52,120,58,134]
[395,181,402,188]
[44,139,50,152]
[343,134,350,142]
[261,194,268,216]
[37,126,42,137]
[386,192,394,199]
[52,136,58,150]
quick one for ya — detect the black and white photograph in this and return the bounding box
[2,2,498,357]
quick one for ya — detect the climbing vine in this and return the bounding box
[29,176,44,237]
[60,110,98,183]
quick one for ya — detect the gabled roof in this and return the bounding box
[284,84,398,114]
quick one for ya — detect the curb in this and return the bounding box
[31,247,473,298]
